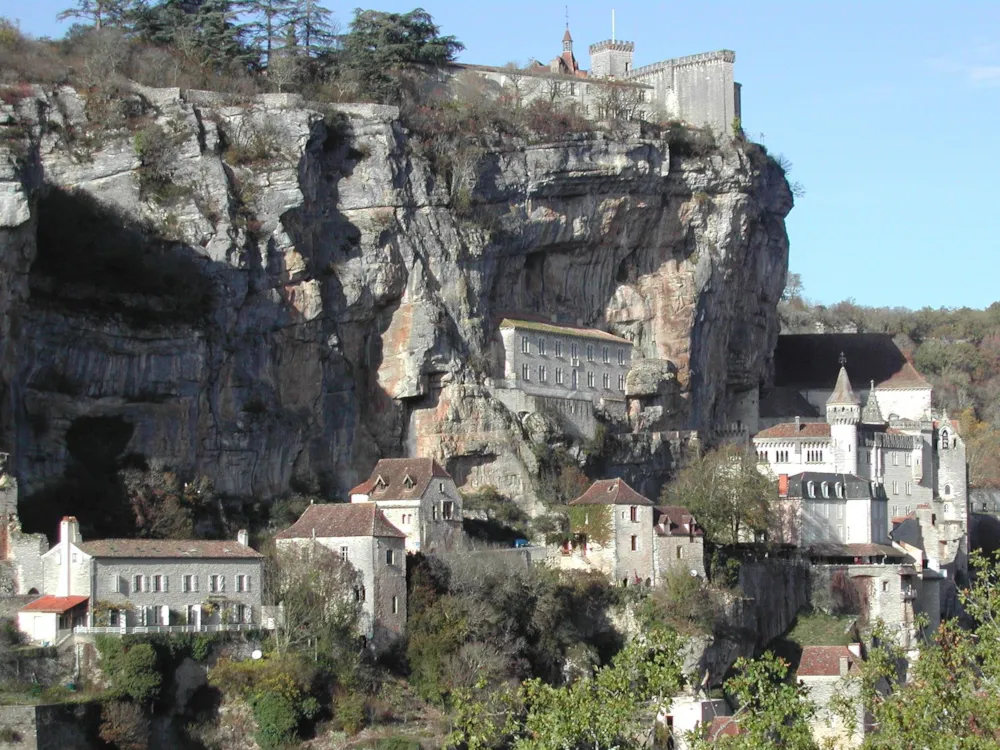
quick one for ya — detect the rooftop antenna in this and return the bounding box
[612,8,616,43]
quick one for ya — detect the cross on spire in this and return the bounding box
[838,351,847,368]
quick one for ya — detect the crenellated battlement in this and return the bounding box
[588,40,635,54]
[627,50,736,79]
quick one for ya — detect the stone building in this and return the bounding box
[566,479,655,585]
[773,472,889,547]
[652,505,705,578]
[349,458,464,553]
[17,517,264,642]
[275,503,407,651]
[752,334,969,579]
[796,645,864,749]
[494,317,632,439]
[0,452,48,595]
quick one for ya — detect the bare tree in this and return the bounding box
[500,61,536,111]
[592,80,646,122]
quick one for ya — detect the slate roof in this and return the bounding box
[759,387,820,419]
[797,646,857,677]
[78,539,262,559]
[498,316,631,344]
[20,595,89,613]
[784,473,876,500]
[349,458,452,499]
[275,502,405,540]
[755,422,831,439]
[569,479,653,506]
[861,392,885,425]
[827,366,860,405]
[654,506,703,537]
[773,334,929,390]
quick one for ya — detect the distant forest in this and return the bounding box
[780,274,1000,488]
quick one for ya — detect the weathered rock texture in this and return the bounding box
[0,85,791,521]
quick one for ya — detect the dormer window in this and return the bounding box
[807,481,816,498]
[374,475,387,490]
[941,430,949,449]
[821,482,830,499]
[403,474,415,489]
[836,483,844,499]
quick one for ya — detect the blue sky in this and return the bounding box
[10,1,1000,309]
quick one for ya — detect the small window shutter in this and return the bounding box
[193,575,199,593]
[245,575,251,592]
[162,575,169,593]
[219,576,226,593]
[143,575,150,592]
[110,575,119,593]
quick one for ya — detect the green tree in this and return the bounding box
[99,640,163,704]
[57,0,130,29]
[290,0,337,57]
[661,444,775,544]
[341,7,463,102]
[245,0,296,64]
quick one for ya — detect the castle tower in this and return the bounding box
[826,358,860,476]
[589,39,635,78]
[563,27,573,54]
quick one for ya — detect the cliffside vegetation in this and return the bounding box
[781,278,1000,487]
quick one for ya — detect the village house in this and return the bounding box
[275,503,407,652]
[350,458,464,554]
[772,472,889,547]
[17,517,264,644]
[653,505,705,578]
[565,479,655,585]
[796,644,865,749]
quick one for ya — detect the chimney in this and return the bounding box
[795,416,801,431]
[839,655,850,677]
[58,516,80,597]
[237,529,249,547]
[778,474,789,497]
[848,642,862,659]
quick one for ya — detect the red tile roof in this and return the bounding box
[78,540,262,559]
[877,362,931,390]
[349,458,452,499]
[654,505,703,537]
[570,479,653,506]
[797,646,857,677]
[20,595,89,613]
[755,422,831,439]
[708,716,741,738]
[275,502,405,540]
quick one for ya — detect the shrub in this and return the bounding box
[334,689,366,735]
[371,738,422,750]
[99,700,150,750]
[105,642,162,704]
[249,691,300,750]
[0,726,21,743]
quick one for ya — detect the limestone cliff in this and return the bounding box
[0,85,791,521]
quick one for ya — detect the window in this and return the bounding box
[556,368,564,385]
[892,505,898,516]
[618,349,625,366]
[944,484,952,496]
[571,370,578,389]
[392,596,399,614]
[182,574,198,593]
[587,371,595,388]
[110,575,121,593]
[209,575,225,593]
[941,430,949,449]
[443,501,455,520]
[945,503,952,514]
[806,449,823,463]
[236,575,250,593]
[554,340,562,357]
[587,344,594,362]
[354,585,366,602]
[433,505,439,521]
[521,363,530,381]
[521,336,530,354]
[807,481,815,498]
[603,373,610,389]
[133,575,144,593]
[892,452,899,466]
[630,535,638,551]
[151,575,166,593]
[676,547,683,559]
[603,346,610,364]
[538,338,546,355]
[538,365,547,382]
[340,546,349,561]
[630,506,638,522]
[821,482,830,498]
[882,580,889,592]
[905,453,912,467]
[836,483,844,499]
[905,482,911,496]
[892,481,899,495]
[386,549,395,565]
[571,342,579,360]
[72,552,78,564]
[618,374,625,391]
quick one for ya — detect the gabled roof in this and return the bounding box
[569,479,653,506]
[349,458,452,499]
[20,595,89,613]
[797,646,857,677]
[654,506,703,537]
[78,540,262,559]
[275,502,405,540]
[827,366,860,405]
[773,334,929,390]
[498,316,631,344]
[755,422,831,439]
[785,473,875,500]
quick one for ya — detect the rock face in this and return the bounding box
[0,85,791,521]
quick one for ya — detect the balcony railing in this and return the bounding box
[75,623,270,635]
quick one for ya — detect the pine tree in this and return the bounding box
[244,0,295,65]
[57,0,131,29]
[290,0,336,58]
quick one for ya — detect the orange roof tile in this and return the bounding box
[20,595,89,613]
[876,362,931,390]
[570,479,653,506]
[797,646,857,676]
[275,502,405,540]
[350,458,451,498]
[79,539,261,559]
[755,422,831,439]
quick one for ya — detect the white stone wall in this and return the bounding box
[801,675,862,749]
[871,388,932,422]
[754,437,836,475]
[40,544,91,598]
[611,504,654,584]
[628,51,738,133]
[588,41,635,78]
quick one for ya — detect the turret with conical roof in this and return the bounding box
[827,356,860,475]
[861,380,885,426]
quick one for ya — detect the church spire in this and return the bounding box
[827,356,860,406]
[862,380,885,425]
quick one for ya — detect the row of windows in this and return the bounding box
[114,573,250,594]
[352,587,401,614]
[806,481,845,499]
[341,547,401,566]
[890,481,912,496]
[861,450,912,467]
[758,450,791,463]
[106,603,254,627]
[805,449,824,464]
[520,336,627,366]
[521,363,625,391]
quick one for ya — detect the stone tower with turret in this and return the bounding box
[589,38,635,78]
[826,362,860,476]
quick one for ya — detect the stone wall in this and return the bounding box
[629,51,738,133]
